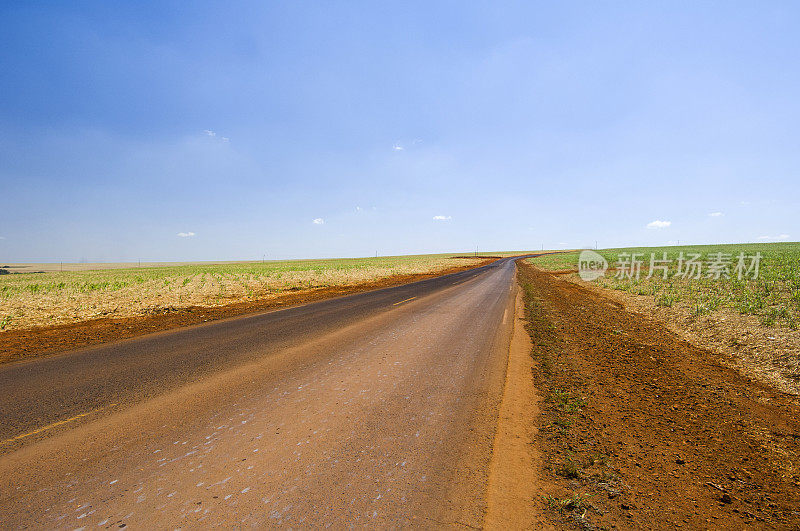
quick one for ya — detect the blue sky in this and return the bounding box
[1,1,798,262]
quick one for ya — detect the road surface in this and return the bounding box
[0,256,528,528]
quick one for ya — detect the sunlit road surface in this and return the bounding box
[0,257,526,528]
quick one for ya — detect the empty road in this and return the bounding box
[0,256,530,528]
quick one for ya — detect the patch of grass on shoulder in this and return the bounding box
[544,492,594,514]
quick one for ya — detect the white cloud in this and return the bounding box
[757,234,790,241]
[312,218,325,225]
[177,232,196,237]
[709,212,723,217]
[355,206,362,212]
[646,220,672,229]
[204,130,229,142]
[394,139,423,150]
[432,215,452,221]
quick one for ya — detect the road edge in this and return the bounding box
[483,269,551,529]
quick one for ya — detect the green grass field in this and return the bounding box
[529,242,800,329]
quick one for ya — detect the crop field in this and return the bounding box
[529,242,800,329]
[0,253,507,331]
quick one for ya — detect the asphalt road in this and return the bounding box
[0,256,529,528]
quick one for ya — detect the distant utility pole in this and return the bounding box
[595,240,598,250]
[60,261,63,273]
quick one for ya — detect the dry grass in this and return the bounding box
[0,254,510,331]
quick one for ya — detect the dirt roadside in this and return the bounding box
[0,259,499,365]
[485,287,551,529]
[518,261,800,529]
[565,273,800,398]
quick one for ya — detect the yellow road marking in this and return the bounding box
[393,296,417,306]
[1,403,116,446]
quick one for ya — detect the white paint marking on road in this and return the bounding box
[503,309,508,324]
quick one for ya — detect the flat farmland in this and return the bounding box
[0,253,518,332]
[529,242,800,395]
[517,260,800,527]
[530,242,800,329]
